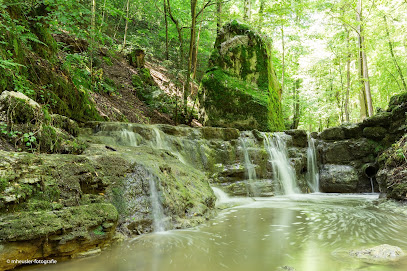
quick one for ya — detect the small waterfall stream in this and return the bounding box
[264,133,300,195]
[239,137,259,197]
[306,135,320,193]
[148,174,167,232]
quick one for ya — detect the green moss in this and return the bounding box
[0,203,118,241]
[0,178,8,193]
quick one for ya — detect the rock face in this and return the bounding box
[87,122,309,197]
[377,135,407,200]
[317,92,407,193]
[350,244,405,263]
[201,20,284,132]
[0,129,217,269]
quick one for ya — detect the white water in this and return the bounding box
[152,126,186,164]
[264,133,300,195]
[148,174,166,232]
[152,127,165,149]
[239,137,259,197]
[119,129,138,146]
[306,136,320,192]
[370,177,374,193]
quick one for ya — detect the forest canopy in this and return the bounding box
[0,0,406,131]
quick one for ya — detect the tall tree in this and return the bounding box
[383,14,407,92]
[243,0,251,21]
[216,0,222,34]
[357,0,373,119]
[122,0,130,49]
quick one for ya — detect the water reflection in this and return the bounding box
[22,194,407,271]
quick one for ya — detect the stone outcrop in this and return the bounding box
[316,92,407,193]
[0,134,217,269]
[0,91,84,154]
[201,20,284,132]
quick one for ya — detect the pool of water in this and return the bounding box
[23,194,407,271]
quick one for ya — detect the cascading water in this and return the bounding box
[148,173,167,232]
[264,133,300,195]
[152,126,186,164]
[119,129,138,147]
[239,137,259,197]
[152,127,165,149]
[306,135,320,193]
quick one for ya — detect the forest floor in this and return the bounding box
[90,51,175,125]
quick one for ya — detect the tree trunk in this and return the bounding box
[164,0,169,60]
[192,22,202,80]
[281,24,285,96]
[357,0,370,119]
[216,0,222,34]
[291,79,301,129]
[345,29,351,122]
[122,0,130,49]
[166,0,184,69]
[243,0,251,22]
[384,15,407,92]
[91,0,96,88]
[258,0,265,30]
[185,0,198,116]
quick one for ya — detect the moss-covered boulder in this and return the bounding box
[377,135,407,200]
[201,20,284,132]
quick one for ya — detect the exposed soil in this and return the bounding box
[91,52,175,125]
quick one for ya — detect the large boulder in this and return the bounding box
[201,20,284,132]
[0,91,42,124]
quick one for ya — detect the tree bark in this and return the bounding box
[164,0,169,60]
[384,15,407,92]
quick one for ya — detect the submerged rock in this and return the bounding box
[350,244,405,263]
[201,20,283,132]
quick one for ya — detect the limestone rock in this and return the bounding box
[319,164,358,193]
[363,126,387,140]
[201,20,283,132]
[284,129,307,147]
[362,112,392,128]
[319,127,345,140]
[350,244,405,263]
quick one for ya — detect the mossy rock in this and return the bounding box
[0,91,43,124]
[201,20,283,132]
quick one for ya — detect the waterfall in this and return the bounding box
[306,135,320,193]
[119,129,138,146]
[264,133,300,195]
[240,137,259,197]
[148,174,167,232]
[152,126,186,164]
[152,127,165,149]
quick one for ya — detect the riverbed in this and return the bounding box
[21,193,407,271]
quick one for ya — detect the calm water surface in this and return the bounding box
[24,194,407,271]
